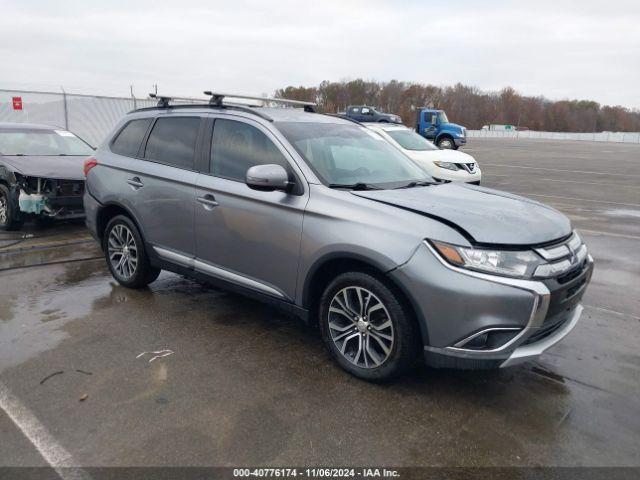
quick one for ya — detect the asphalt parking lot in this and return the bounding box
[1,138,639,472]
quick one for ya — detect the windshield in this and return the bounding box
[0,129,94,156]
[438,111,449,124]
[385,129,439,151]
[277,122,432,188]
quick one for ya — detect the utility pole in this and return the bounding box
[60,86,69,130]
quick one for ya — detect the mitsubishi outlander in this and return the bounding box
[83,93,593,381]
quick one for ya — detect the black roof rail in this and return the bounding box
[203,91,316,112]
[149,93,208,107]
[130,93,275,121]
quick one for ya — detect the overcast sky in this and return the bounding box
[1,0,638,108]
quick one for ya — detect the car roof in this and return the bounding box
[0,122,64,131]
[130,105,354,125]
[365,123,410,132]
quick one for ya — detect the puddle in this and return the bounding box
[0,262,115,372]
[604,209,640,219]
[0,261,229,373]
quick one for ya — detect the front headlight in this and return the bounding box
[431,241,543,278]
[433,161,459,171]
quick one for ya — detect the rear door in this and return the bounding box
[194,116,308,301]
[129,115,201,257]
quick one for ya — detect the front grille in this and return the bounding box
[523,308,572,345]
[534,232,588,279]
[56,181,85,196]
[557,259,588,284]
[566,277,587,297]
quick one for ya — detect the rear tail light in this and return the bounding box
[83,157,98,177]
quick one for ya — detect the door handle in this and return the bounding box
[197,194,219,210]
[127,177,144,190]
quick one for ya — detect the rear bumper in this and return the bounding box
[83,191,101,242]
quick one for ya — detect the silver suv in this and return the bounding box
[84,93,594,381]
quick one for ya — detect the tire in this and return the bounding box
[103,214,160,288]
[437,137,455,149]
[318,271,420,382]
[0,184,24,231]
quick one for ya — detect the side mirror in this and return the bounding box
[246,164,291,192]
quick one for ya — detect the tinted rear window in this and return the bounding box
[111,118,152,157]
[144,117,200,170]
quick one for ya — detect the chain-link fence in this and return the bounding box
[0,89,158,147]
[3,88,639,147]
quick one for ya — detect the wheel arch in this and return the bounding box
[436,132,454,144]
[96,202,147,244]
[301,253,427,343]
[0,166,18,188]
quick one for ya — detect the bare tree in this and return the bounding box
[274,79,640,132]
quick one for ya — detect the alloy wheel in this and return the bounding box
[107,224,138,280]
[0,194,7,225]
[328,286,395,368]
[439,138,453,149]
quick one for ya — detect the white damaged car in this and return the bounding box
[367,123,481,184]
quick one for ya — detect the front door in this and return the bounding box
[422,111,438,140]
[194,116,307,301]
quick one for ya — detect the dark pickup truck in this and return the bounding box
[345,105,402,124]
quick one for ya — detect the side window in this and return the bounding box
[210,119,290,181]
[144,117,200,170]
[361,107,371,115]
[111,118,152,157]
[351,107,360,114]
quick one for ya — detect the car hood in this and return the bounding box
[352,183,571,246]
[445,122,465,132]
[1,155,85,180]
[407,148,475,164]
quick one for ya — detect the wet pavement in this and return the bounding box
[0,221,99,271]
[0,139,639,468]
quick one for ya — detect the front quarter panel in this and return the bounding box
[297,184,469,305]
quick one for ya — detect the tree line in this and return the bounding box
[274,80,640,132]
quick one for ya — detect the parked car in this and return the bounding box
[84,93,593,381]
[415,108,466,149]
[0,122,94,230]
[366,123,481,184]
[482,124,517,131]
[345,105,402,124]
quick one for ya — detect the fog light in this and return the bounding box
[454,328,522,350]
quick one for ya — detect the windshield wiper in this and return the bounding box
[328,183,382,191]
[394,180,437,189]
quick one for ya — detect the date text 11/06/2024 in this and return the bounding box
[233,468,401,478]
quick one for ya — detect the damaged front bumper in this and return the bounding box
[15,175,85,220]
